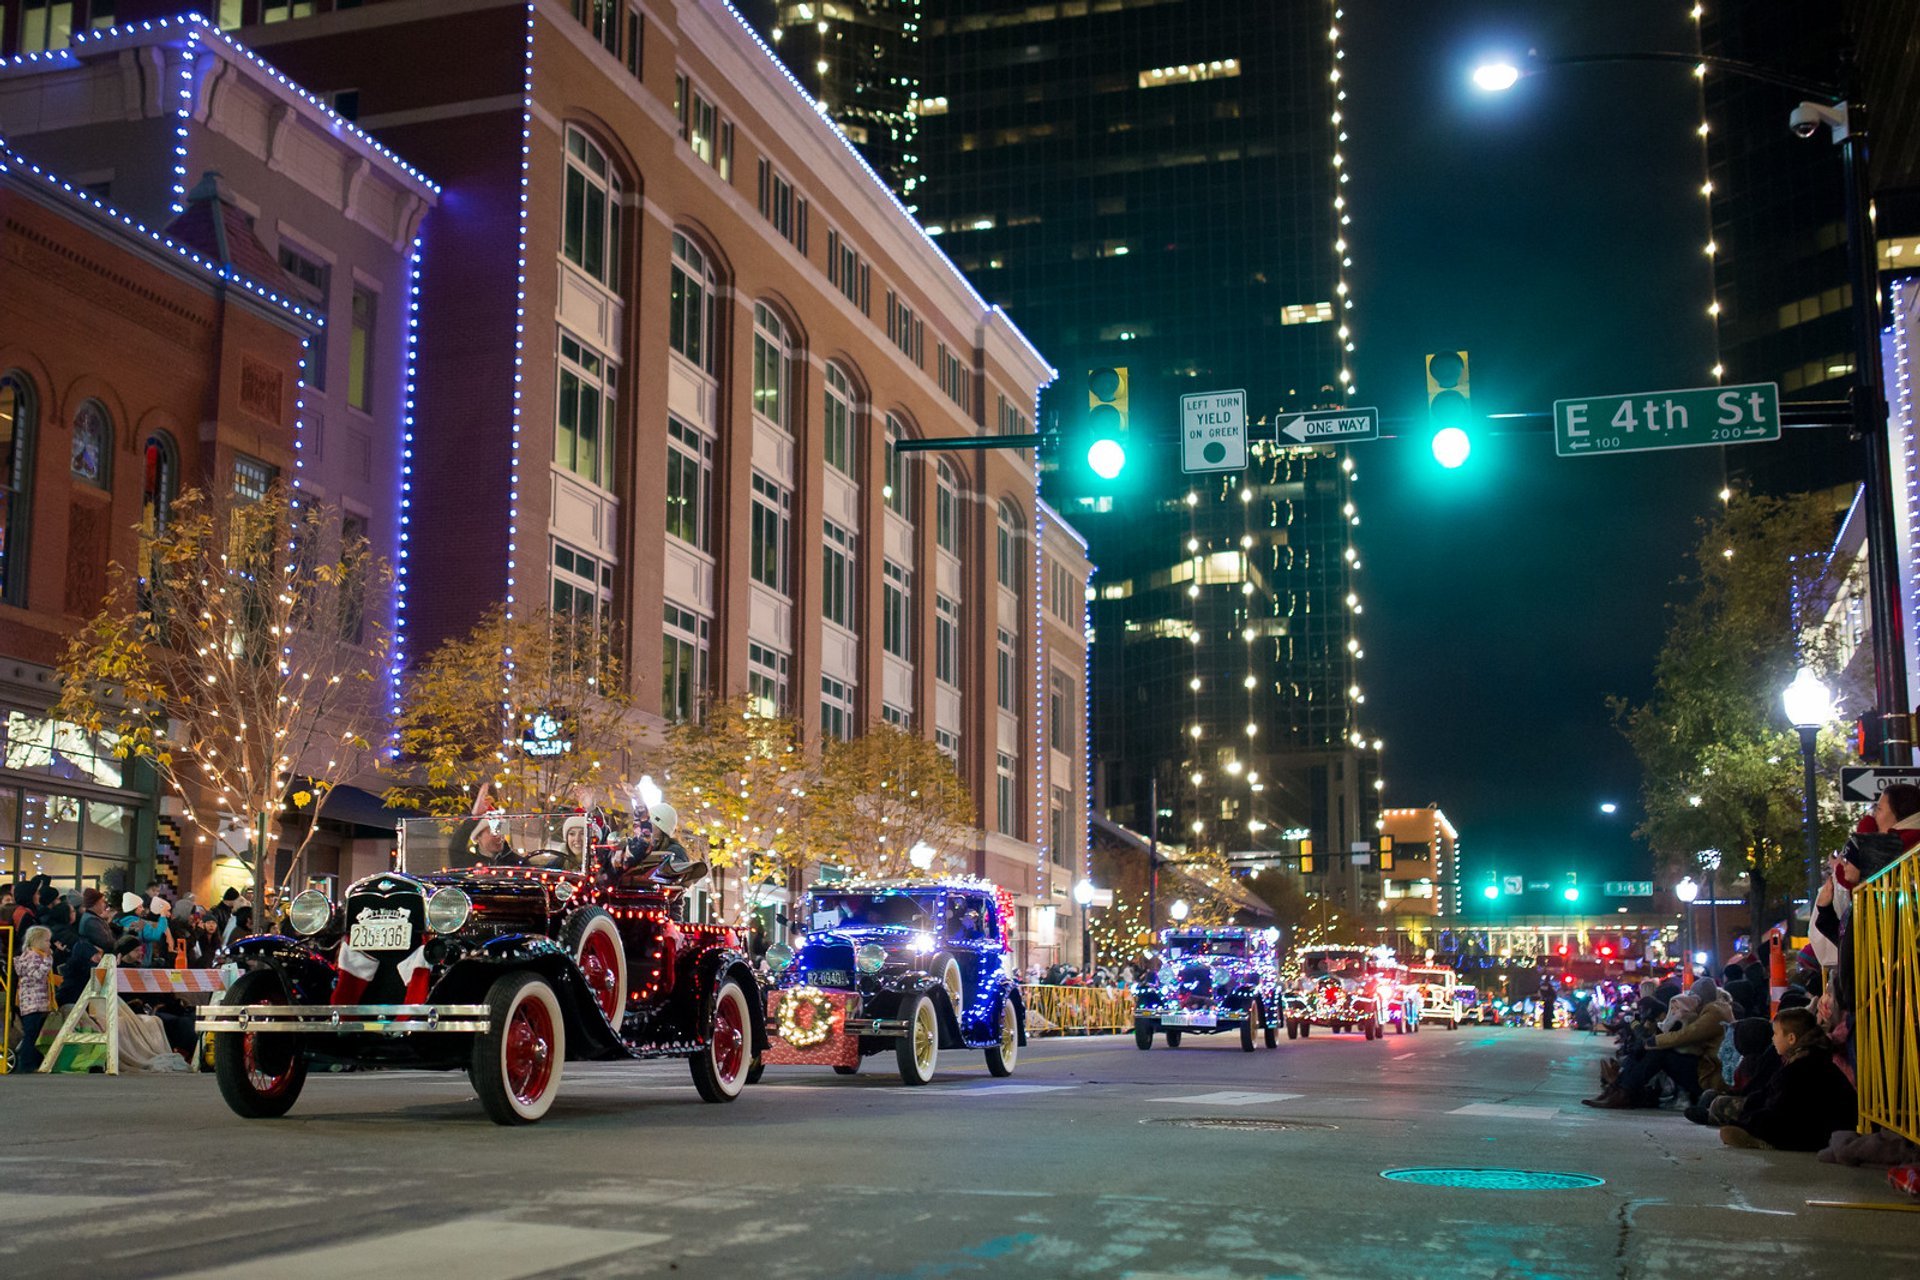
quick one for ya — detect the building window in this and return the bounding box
[717,121,734,184]
[563,127,621,290]
[624,5,643,79]
[669,232,716,373]
[1050,559,1078,623]
[140,434,176,539]
[759,162,796,242]
[665,417,712,551]
[233,455,274,503]
[1049,669,1073,753]
[935,594,959,687]
[347,286,376,412]
[278,243,329,389]
[689,91,717,166]
[996,393,1029,438]
[69,400,109,488]
[938,343,970,413]
[663,601,709,723]
[822,520,854,628]
[883,560,912,661]
[16,1,75,52]
[588,0,618,56]
[752,304,791,431]
[996,628,1015,711]
[339,512,368,643]
[259,0,315,24]
[673,74,688,139]
[935,460,958,554]
[884,415,912,521]
[881,703,910,729]
[1051,785,1072,862]
[996,500,1021,590]
[823,363,855,477]
[555,333,617,489]
[750,473,791,593]
[820,675,853,742]
[996,752,1017,836]
[552,541,612,672]
[748,641,790,717]
[0,375,34,606]
[934,726,959,761]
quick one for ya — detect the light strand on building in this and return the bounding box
[393,236,426,754]
[1893,279,1920,668]
[1689,5,1726,380]
[502,1,538,762]
[172,30,196,214]
[1328,4,1357,396]
[1032,498,1049,900]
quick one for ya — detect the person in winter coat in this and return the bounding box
[1588,983,1729,1108]
[59,889,116,1007]
[1687,1017,1781,1126]
[1721,1006,1857,1151]
[11,925,55,1073]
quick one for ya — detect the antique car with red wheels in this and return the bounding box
[1288,944,1391,1040]
[1132,926,1283,1050]
[196,812,765,1124]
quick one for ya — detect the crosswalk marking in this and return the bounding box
[168,1218,667,1280]
[0,1194,143,1228]
[1147,1090,1304,1106]
[1449,1102,1559,1121]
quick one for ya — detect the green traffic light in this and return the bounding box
[1088,438,1127,480]
[1432,426,1471,468]
[1562,887,1580,903]
[1482,884,1500,900]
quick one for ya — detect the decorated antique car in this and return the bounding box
[1287,944,1394,1040]
[197,813,766,1124]
[1405,965,1465,1030]
[1133,926,1283,1051]
[757,878,1025,1085]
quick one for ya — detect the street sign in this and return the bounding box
[1553,381,1780,457]
[1503,875,1525,895]
[1603,881,1654,897]
[1181,388,1247,473]
[1526,881,1550,892]
[1275,406,1380,446]
[1840,765,1920,802]
[1088,888,1115,908]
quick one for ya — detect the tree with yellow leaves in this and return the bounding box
[811,724,976,879]
[55,484,390,903]
[384,602,639,815]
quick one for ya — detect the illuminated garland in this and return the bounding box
[774,985,836,1048]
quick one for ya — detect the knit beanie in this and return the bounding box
[1691,975,1721,1007]
[1732,1017,1773,1057]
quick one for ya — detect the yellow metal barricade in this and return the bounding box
[1023,985,1135,1036]
[1854,849,1920,1143]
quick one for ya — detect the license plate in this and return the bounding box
[1162,1012,1216,1028]
[807,969,853,989]
[349,918,412,951]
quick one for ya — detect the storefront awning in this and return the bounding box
[301,784,418,835]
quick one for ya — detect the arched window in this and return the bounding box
[70,400,110,489]
[884,414,912,522]
[996,498,1022,591]
[0,374,34,605]
[562,127,621,289]
[142,433,178,537]
[823,363,856,477]
[935,460,959,555]
[669,232,716,373]
[752,303,791,430]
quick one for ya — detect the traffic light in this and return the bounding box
[1085,366,1129,481]
[1298,838,1317,874]
[1425,350,1472,468]
[1377,834,1395,873]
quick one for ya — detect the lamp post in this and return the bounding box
[1473,51,1909,765]
[1170,898,1190,923]
[1700,848,1723,960]
[1676,875,1700,984]
[1782,668,1835,906]
[1073,878,1097,970]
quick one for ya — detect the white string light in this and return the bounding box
[1328,4,1357,395]
[1689,5,1725,380]
[392,237,427,754]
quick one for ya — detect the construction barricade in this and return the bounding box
[1023,984,1136,1036]
[1854,848,1920,1144]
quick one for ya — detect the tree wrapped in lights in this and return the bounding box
[384,602,638,815]
[811,724,975,879]
[56,484,390,902]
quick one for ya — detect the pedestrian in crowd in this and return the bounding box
[209,886,239,941]
[10,924,55,1073]
[42,897,76,971]
[60,888,116,1006]
[116,892,173,968]
[186,914,223,969]
[1537,977,1557,1030]
[2,883,34,934]
[1721,1006,1857,1151]
[1687,1017,1780,1127]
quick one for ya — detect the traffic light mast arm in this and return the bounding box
[1517,50,1839,102]
[892,433,1050,455]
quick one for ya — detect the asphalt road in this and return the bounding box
[1,1022,1915,1279]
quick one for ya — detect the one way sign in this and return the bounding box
[1840,765,1920,802]
[1275,406,1379,445]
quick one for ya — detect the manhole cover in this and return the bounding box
[1380,1168,1604,1191]
[1144,1117,1338,1132]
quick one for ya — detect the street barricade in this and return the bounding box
[1854,848,1920,1144]
[1023,984,1135,1036]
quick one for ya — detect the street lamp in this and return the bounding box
[1073,878,1097,970]
[1170,898,1190,922]
[908,841,937,872]
[1676,875,1700,980]
[1474,50,1910,765]
[1782,668,1835,904]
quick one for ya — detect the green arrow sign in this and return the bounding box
[1554,382,1780,457]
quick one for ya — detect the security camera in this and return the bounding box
[1788,101,1849,142]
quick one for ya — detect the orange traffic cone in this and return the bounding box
[1768,929,1789,1015]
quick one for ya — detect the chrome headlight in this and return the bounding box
[766,943,794,972]
[855,943,887,975]
[288,889,332,937]
[425,886,472,934]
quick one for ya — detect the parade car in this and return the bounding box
[1406,965,1465,1030]
[757,878,1025,1085]
[1287,944,1392,1040]
[197,813,766,1125]
[1133,925,1283,1051]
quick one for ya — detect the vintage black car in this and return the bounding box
[1133,926,1283,1051]
[758,879,1025,1085]
[196,813,766,1124]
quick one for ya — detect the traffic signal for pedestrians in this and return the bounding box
[1425,350,1472,468]
[1083,366,1130,483]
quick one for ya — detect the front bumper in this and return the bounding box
[196,1003,491,1035]
[1136,1008,1244,1030]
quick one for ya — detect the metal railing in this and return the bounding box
[1023,984,1136,1036]
[1854,849,1920,1144]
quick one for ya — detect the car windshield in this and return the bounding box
[808,892,934,931]
[1302,952,1367,979]
[1169,934,1245,957]
[397,813,601,875]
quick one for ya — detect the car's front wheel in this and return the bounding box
[212,969,307,1120]
[985,995,1019,1076]
[1134,1022,1155,1050]
[1286,1018,1299,1040]
[1240,1002,1260,1052]
[691,976,753,1102]
[896,993,939,1085]
[1165,1029,1183,1048]
[470,970,566,1125]
[1264,1007,1280,1049]
[561,906,627,1028]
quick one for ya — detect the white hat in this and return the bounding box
[121,891,143,913]
[649,803,679,838]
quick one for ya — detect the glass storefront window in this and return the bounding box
[0,785,137,892]
[84,801,134,855]
[22,791,81,852]
[3,710,124,787]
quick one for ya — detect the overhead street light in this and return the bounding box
[1783,668,1836,904]
[1170,899,1191,922]
[1472,60,1521,92]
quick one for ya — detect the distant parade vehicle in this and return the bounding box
[197,811,765,1125]
[1287,944,1403,1040]
[1132,925,1284,1051]
[1405,965,1465,1030]
[757,878,1026,1085]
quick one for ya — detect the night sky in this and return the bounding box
[1340,3,1730,898]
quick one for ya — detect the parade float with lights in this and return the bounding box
[758,877,1025,1085]
[1132,925,1284,1051]
[197,805,764,1125]
[1405,965,1465,1030]
[1285,943,1406,1040]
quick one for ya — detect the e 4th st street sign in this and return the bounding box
[1554,382,1780,457]
[1276,406,1380,446]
